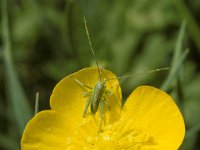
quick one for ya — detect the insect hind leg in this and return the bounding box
[83,96,93,117]
[99,98,107,132]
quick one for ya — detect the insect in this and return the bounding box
[73,17,169,132]
[72,18,114,132]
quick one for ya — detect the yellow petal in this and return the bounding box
[21,110,73,150]
[50,67,122,126]
[122,86,185,149]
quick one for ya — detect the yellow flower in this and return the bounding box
[21,67,185,150]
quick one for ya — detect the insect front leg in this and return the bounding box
[73,78,93,97]
[73,78,92,91]
[83,96,93,117]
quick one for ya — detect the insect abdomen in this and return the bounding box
[91,82,106,114]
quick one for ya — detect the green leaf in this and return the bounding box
[2,0,32,134]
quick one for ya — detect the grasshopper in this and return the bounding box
[73,18,113,132]
[73,17,169,132]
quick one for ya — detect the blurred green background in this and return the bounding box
[0,0,200,149]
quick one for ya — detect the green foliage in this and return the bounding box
[0,0,200,149]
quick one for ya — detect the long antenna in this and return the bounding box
[104,67,170,82]
[84,17,102,81]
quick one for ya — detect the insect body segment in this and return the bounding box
[91,81,106,114]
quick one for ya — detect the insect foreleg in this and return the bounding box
[73,78,92,91]
[83,96,93,117]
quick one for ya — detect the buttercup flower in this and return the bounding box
[21,67,185,150]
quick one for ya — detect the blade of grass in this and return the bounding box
[161,22,188,91]
[34,92,39,115]
[161,49,189,91]
[173,0,200,51]
[173,22,186,107]
[172,21,186,66]
[2,0,32,134]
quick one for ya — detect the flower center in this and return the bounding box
[67,118,158,149]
